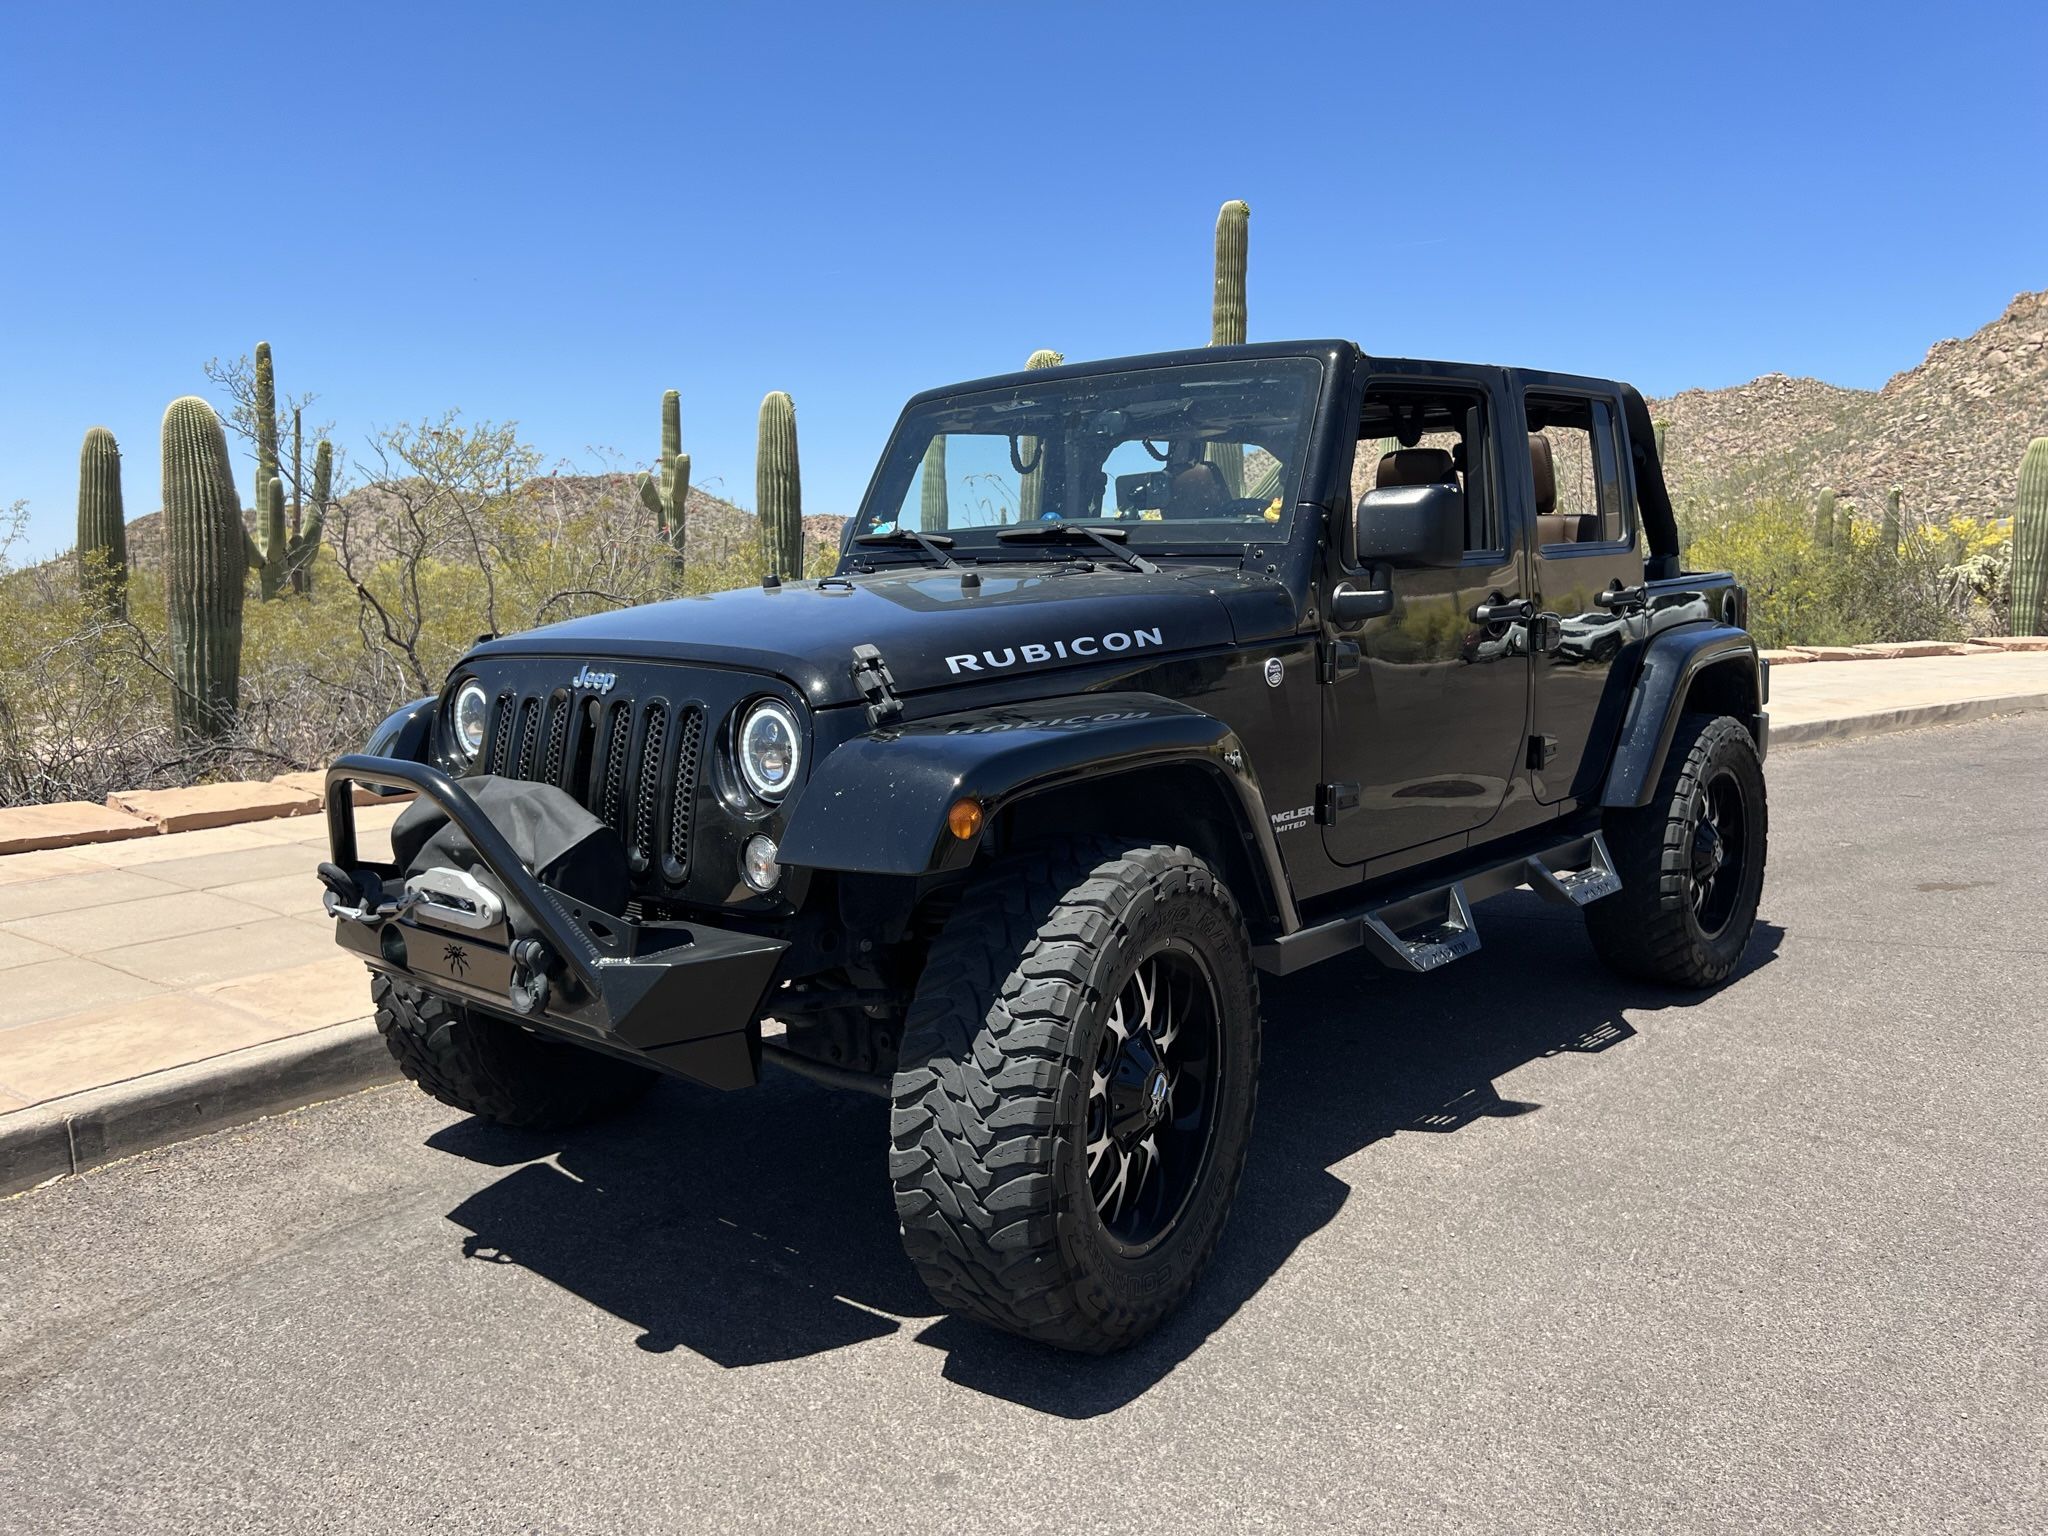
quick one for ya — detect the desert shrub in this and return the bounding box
[1680,495,1996,648]
[0,563,164,805]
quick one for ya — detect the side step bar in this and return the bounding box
[1254,830,1621,977]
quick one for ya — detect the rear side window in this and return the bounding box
[1525,394,1631,546]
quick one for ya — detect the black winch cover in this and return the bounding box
[391,774,630,916]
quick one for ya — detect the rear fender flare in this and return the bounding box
[776,692,1297,930]
[1600,627,1763,808]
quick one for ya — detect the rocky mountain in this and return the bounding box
[1651,289,2048,528]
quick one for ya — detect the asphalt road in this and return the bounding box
[3,717,2043,1534]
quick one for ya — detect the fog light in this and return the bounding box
[741,834,781,892]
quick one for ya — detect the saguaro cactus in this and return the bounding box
[1653,419,1671,464]
[1882,486,1902,554]
[248,475,288,600]
[1209,200,1251,496]
[635,389,691,570]
[1016,348,1064,523]
[161,396,246,740]
[756,391,803,578]
[2013,438,2048,636]
[240,343,327,595]
[292,438,332,592]
[1211,199,1249,347]
[1815,487,1838,552]
[76,426,128,614]
[245,449,328,600]
[253,340,280,491]
[920,436,949,532]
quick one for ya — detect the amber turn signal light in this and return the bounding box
[947,798,984,840]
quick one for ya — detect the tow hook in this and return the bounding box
[317,862,419,926]
[508,938,557,1016]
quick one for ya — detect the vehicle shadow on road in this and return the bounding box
[426,892,1782,1415]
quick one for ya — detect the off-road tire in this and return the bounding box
[1586,712,1768,987]
[889,840,1260,1353]
[372,973,658,1129]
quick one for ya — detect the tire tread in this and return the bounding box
[372,973,656,1129]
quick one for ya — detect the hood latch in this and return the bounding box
[851,644,903,729]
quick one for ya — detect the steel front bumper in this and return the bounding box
[323,754,786,1090]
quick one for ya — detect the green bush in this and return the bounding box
[1680,495,1995,648]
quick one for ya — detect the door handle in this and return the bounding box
[1594,581,1648,613]
[1471,594,1534,625]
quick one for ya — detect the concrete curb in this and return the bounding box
[1773,691,2048,747]
[0,1018,397,1199]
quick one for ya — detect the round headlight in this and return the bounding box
[452,680,490,759]
[737,699,802,800]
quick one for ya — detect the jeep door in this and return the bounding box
[1513,377,1646,804]
[1320,368,1529,866]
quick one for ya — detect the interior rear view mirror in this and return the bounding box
[1353,482,1466,568]
[1115,470,1168,514]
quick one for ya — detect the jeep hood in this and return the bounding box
[466,562,1295,708]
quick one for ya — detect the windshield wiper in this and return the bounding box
[994,519,1160,573]
[853,526,958,568]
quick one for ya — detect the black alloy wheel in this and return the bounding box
[1087,943,1223,1250]
[1688,765,1750,939]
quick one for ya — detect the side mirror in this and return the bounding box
[1353,482,1466,568]
[1329,580,1393,627]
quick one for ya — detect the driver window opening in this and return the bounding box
[1353,388,1495,554]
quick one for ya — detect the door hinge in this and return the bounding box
[850,643,902,728]
[1527,734,1558,769]
[1318,639,1360,684]
[1316,782,1360,824]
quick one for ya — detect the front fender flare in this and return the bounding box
[363,696,437,770]
[778,691,1296,925]
[1600,626,1763,808]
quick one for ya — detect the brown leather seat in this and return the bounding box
[1167,456,1231,516]
[1530,432,1597,544]
[1376,447,1458,489]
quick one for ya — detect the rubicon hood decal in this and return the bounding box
[945,627,1165,675]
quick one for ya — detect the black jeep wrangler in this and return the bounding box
[323,343,1768,1352]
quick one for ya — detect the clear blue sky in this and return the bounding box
[4,0,2044,560]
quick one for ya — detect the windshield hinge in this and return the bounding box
[1318,639,1360,684]
[851,644,903,729]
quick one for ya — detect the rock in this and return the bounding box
[106,781,321,834]
[0,801,158,855]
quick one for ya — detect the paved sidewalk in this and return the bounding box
[1767,649,2048,743]
[0,805,406,1190]
[4,648,2047,1194]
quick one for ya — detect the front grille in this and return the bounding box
[483,687,706,886]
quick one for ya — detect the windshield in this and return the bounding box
[857,357,1324,553]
